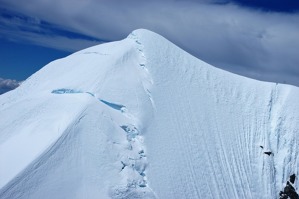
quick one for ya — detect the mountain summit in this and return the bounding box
[0,29,298,199]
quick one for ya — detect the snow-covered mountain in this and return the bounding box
[0,29,299,199]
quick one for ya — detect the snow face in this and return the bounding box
[0,29,299,199]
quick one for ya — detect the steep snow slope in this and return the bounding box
[135,31,299,199]
[0,29,299,199]
[0,34,156,199]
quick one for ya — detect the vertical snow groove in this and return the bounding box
[266,85,299,198]
[264,84,297,198]
[211,86,251,198]
[265,84,278,197]
[262,84,289,197]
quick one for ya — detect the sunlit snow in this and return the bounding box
[0,29,298,199]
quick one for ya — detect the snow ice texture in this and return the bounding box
[0,29,299,199]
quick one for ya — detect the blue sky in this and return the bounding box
[0,38,69,80]
[0,0,299,91]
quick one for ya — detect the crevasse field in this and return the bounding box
[0,29,298,199]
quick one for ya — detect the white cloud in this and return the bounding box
[1,0,299,86]
[0,78,20,94]
[0,78,19,89]
[0,27,101,52]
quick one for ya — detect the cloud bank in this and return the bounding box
[0,78,20,94]
[1,0,299,86]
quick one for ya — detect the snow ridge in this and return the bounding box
[50,32,157,198]
[109,33,156,198]
[128,32,155,110]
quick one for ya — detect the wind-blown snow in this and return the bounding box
[0,29,298,199]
